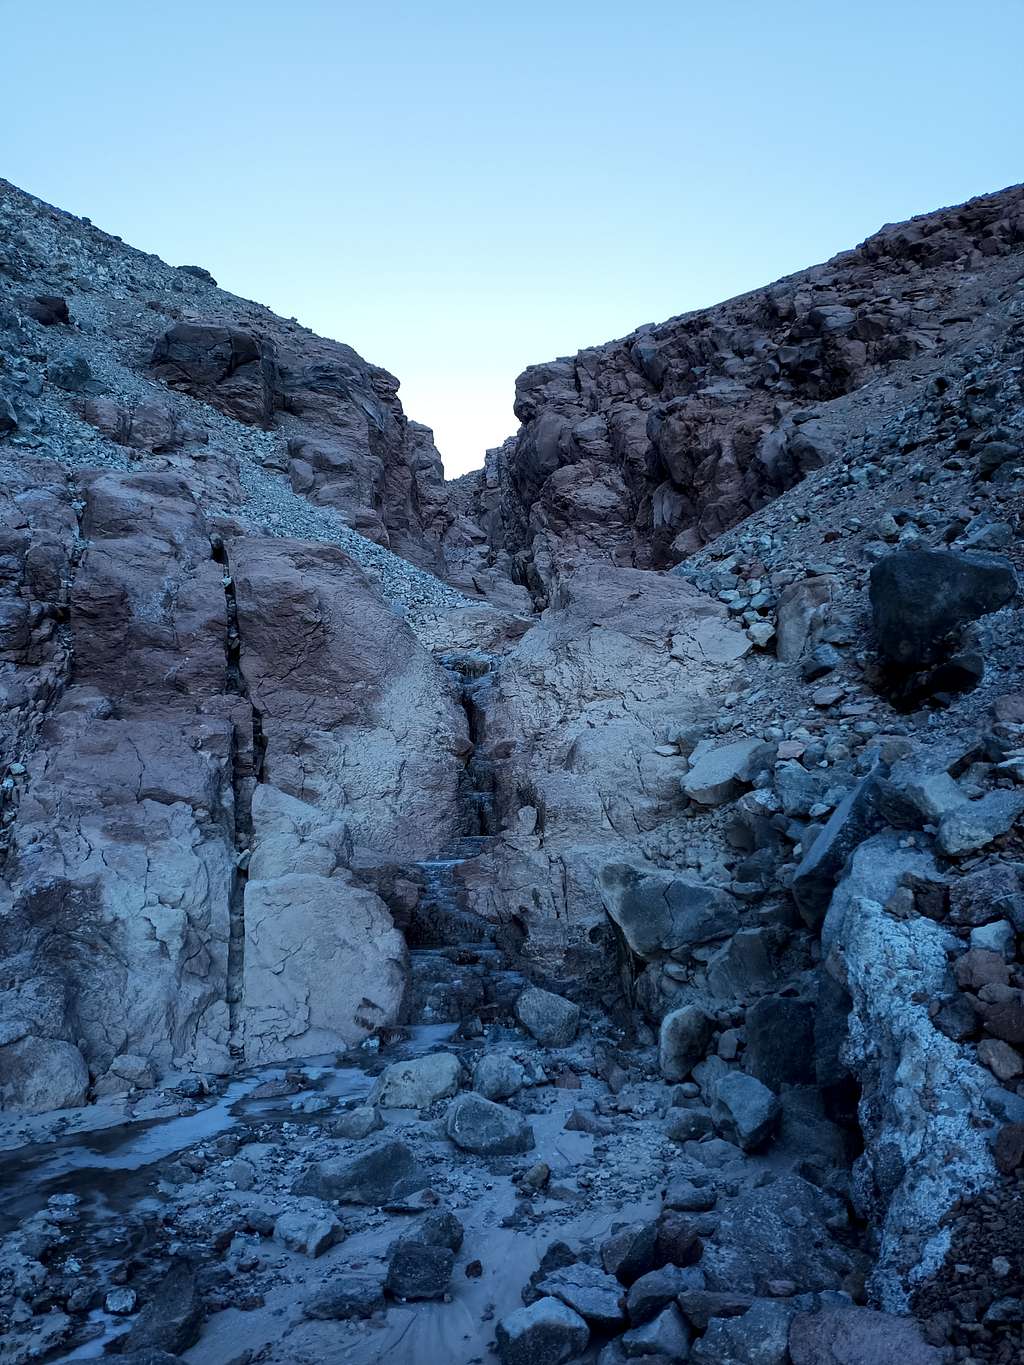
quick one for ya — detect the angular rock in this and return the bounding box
[445,1092,535,1155]
[374,1051,461,1108]
[683,736,768,806]
[496,1296,590,1365]
[627,1264,703,1324]
[601,1222,662,1286]
[791,769,890,928]
[936,790,1024,856]
[292,1140,427,1205]
[789,1305,941,1364]
[601,863,739,958]
[302,1276,385,1320]
[118,1263,202,1357]
[659,1005,715,1082]
[273,1208,344,1257]
[744,995,816,1088]
[693,1298,795,1364]
[620,1303,691,1358]
[515,986,580,1047]
[386,1241,454,1300]
[869,549,1017,669]
[537,1262,626,1328]
[712,1072,781,1152]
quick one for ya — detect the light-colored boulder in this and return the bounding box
[242,872,406,1063]
[375,1051,461,1108]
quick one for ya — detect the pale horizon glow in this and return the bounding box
[2,1,1023,475]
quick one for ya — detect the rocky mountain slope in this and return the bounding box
[1,177,1024,1365]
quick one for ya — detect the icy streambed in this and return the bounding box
[1,1024,459,1230]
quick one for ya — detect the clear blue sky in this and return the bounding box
[3,1,1022,474]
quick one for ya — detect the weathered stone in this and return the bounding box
[386,1241,454,1300]
[374,1051,461,1108]
[515,986,580,1047]
[692,1298,795,1364]
[789,1305,941,1364]
[293,1140,427,1204]
[620,1303,691,1358]
[744,995,816,1088]
[712,1072,781,1152]
[936,790,1024,856]
[302,1276,385,1320]
[601,863,739,958]
[495,1296,590,1365]
[659,1005,715,1081]
[273,1208,344,1257]
[683,736,768,806]
[869,549,1017,669]
[445,1092,535,1155]
[473,1052,527,1100]
[537,1263,626,1328]
[118,1263,202,1356]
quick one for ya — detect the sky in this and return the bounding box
[2,2,1023,475]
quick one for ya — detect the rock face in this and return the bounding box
[453,184,1024,599]
[5,173,1024,1365]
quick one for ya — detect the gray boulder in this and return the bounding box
[620,1302,691,1358]
[302,1276,385,1320]
[374,1051,461,1108]
[292,1139,427,1204]
[744,995,816,1089]
[791,769,890,928]
[936,790,1024,856]
[659,1005,715,1082]
[496,1296,590,1365]
[712,1072,780,1152]
[869,548,1017,668]
[601,863,739,959]
[683,736,769,806]
[536,1262,626,1329]
[117,1263,202,1357]
[789,1305,941,1364]
[693,1298,795,1364]
[473,1051,527,1100]
[515,986,580,1047]
[445,1092,535,1155]
[385,1241,454,1300]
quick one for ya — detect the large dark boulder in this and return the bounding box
[869,549,1017,669]
[117,1263,202,1357]
[150,321,283,426]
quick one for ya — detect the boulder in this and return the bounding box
[712,1073,781,1152]
[776,578,836,662]
[117,1263,202,1357]
[0,1037,89,1113]
[620,1303,691,1358]
[659,1005,715,1082]
[385,1241,454,1300]
[601,1222,662,1285]
[374,1051,461,1108]
[791,769,890,928]
[536,1263,626,1328]
[683,736,768,806]
[626,1264,702,1325]
[445,1092,535,1155]
[789,1305,941,1364]
[292,1139,427,1205]
[700,1177,852,1294]
[601,863,739,959]
[473,1052,526,1100]
[272,1208,344,1258]
[495,1296,590,1365]
[302,1276,385,1320]
[693,1298,795,1364]
[744,995,817,1089]
[869,549,1017,668]
[515,986,580,1047]
[936,791,1024,856]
